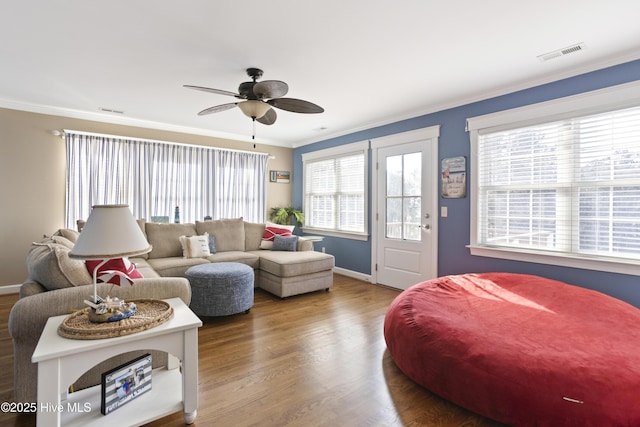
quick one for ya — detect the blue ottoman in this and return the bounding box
[184,262,254,316]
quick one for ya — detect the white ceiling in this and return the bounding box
[2,1,640,148]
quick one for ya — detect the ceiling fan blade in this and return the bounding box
[253,80,289,99]
[257,108,277,125]
[268,98,324,114]
[198,102,238,116]
[184,85,240,98]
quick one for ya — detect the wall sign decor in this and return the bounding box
[270,170,290,183]
[441,156,466,198]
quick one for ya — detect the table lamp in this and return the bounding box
[69,204,152,322]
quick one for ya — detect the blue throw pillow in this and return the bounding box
[208,235,217,254]
[271,235,298,251]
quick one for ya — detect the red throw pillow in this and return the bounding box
[86,258,143,285]
[261,226,293,242]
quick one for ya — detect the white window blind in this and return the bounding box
[302,141,368,237]
[478,105,640,260]
[467,80,640,275]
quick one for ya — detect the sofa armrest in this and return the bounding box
[8,277,191,403]
[19,280,47,298]
[297,237,314,251]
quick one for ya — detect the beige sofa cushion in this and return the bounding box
[135,219,149,259]
[196,218,245,252]
[244,221,266,251]
[146,256,209,277]
[206,251,260,269]
[146,222,197,259]
[26,240,92,290]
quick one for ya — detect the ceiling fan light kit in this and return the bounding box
[237,100,271,119]
[185,67,324,142]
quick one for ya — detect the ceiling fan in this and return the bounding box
[184,67,324,141]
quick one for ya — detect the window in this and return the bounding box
[385,152,422,241]
[302,141,368,239]
[65,131,268,227]
[467,81,640,275]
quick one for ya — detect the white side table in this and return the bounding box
[31,297,202,427]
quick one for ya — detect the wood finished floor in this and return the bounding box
[0,274,505,427]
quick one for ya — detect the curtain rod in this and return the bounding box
[62,129,272,157]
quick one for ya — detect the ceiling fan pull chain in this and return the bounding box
[252,118,256,148]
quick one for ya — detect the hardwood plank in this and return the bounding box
[0,275,504,427]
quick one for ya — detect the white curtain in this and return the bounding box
[65,131,268,227]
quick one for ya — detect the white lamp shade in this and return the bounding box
[69,205,152,260]
[237,100,271,119]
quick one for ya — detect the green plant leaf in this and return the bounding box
[269,206,304,226]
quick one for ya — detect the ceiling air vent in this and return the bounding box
[99,107,125,114]
[537,43,586,62]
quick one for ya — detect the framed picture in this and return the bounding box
[101,353,152,415]
[270,170,290,183]
[441,156,467,198]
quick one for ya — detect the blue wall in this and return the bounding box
[293,59,640,307]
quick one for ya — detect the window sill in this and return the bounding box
[302,227,369,241]
[467,244,640,277]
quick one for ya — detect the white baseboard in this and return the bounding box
[0,284,20,295]
[333,267,372,283]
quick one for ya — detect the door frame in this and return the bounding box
[370,126,440,285]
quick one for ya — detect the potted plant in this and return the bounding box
[269,206,304,226]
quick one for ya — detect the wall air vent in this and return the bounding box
[537,43,586,62]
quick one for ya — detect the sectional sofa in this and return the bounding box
[9,217,334,403]
[22,217,335,299]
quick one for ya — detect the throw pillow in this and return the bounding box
[260,221,295,250]
[85,258,143,285]
[179,233,212,258]
[27,241,93,290]
[271,235,298,252]
[208,234,217,254]
[50,235,75,249]
[54,228,80,243]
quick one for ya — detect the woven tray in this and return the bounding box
[58,299,174,340]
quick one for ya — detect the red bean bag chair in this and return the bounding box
[384,273,640,426]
